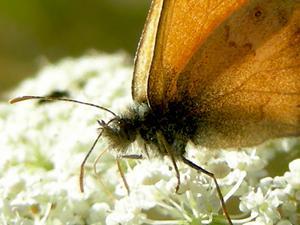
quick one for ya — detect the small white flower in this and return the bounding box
[285,159,300,189]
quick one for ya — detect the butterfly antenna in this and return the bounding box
[9,95,117,117]
[80,130,103,193]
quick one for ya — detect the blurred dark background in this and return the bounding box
[0,0,150,95]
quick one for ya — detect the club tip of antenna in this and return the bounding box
[9,96,36,104]
[9,97,21,104]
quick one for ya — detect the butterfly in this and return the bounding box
[10,0,300,224]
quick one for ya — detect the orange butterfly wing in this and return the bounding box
[132,0,247,105]
[132,0,164,104]
[133,0,300,148]
[181,0,300,148]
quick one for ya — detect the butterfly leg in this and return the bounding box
[116,158,131,195]
[117,154,145,195]
[156,131,181,193]
[181,156,233,225]
[121,154,144,159]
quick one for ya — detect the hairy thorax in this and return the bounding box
[101,102,200,159]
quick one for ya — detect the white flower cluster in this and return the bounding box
[0,53,299,225]
[240,158,300,225]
